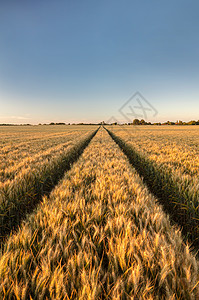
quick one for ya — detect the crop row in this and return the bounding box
[0,125,90,146]
[106,127,199,251]
[0,129,85,154]
[108,126,199,178]
[0,127,94,180]
[0,140,72,183]
[0,128,98,241]
[0,128,198,299]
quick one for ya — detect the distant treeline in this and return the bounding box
[43,123,99,126]
[1,120,199,126]
[0,123,100,126]
[0,124,32,126]
[107,119,199,125]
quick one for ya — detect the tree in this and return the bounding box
[176,120,183,125]
[140,119,146,125]
[133,119,140,125]
[188,120,196,125]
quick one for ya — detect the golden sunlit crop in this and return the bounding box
[0,125,198,299]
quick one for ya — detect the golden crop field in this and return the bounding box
[0,125,96,181]
[107,125,199,179]
[0,125,198,299]
[106,125,199,249]
[0,125,98,240]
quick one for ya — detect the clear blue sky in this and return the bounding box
[0,0,199,124]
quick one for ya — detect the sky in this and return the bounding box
[0,0,199,124]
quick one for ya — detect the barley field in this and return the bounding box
[0,125,198,299]
[106,125,199,249]
[0,125,98,240]
[0,125,96,182]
